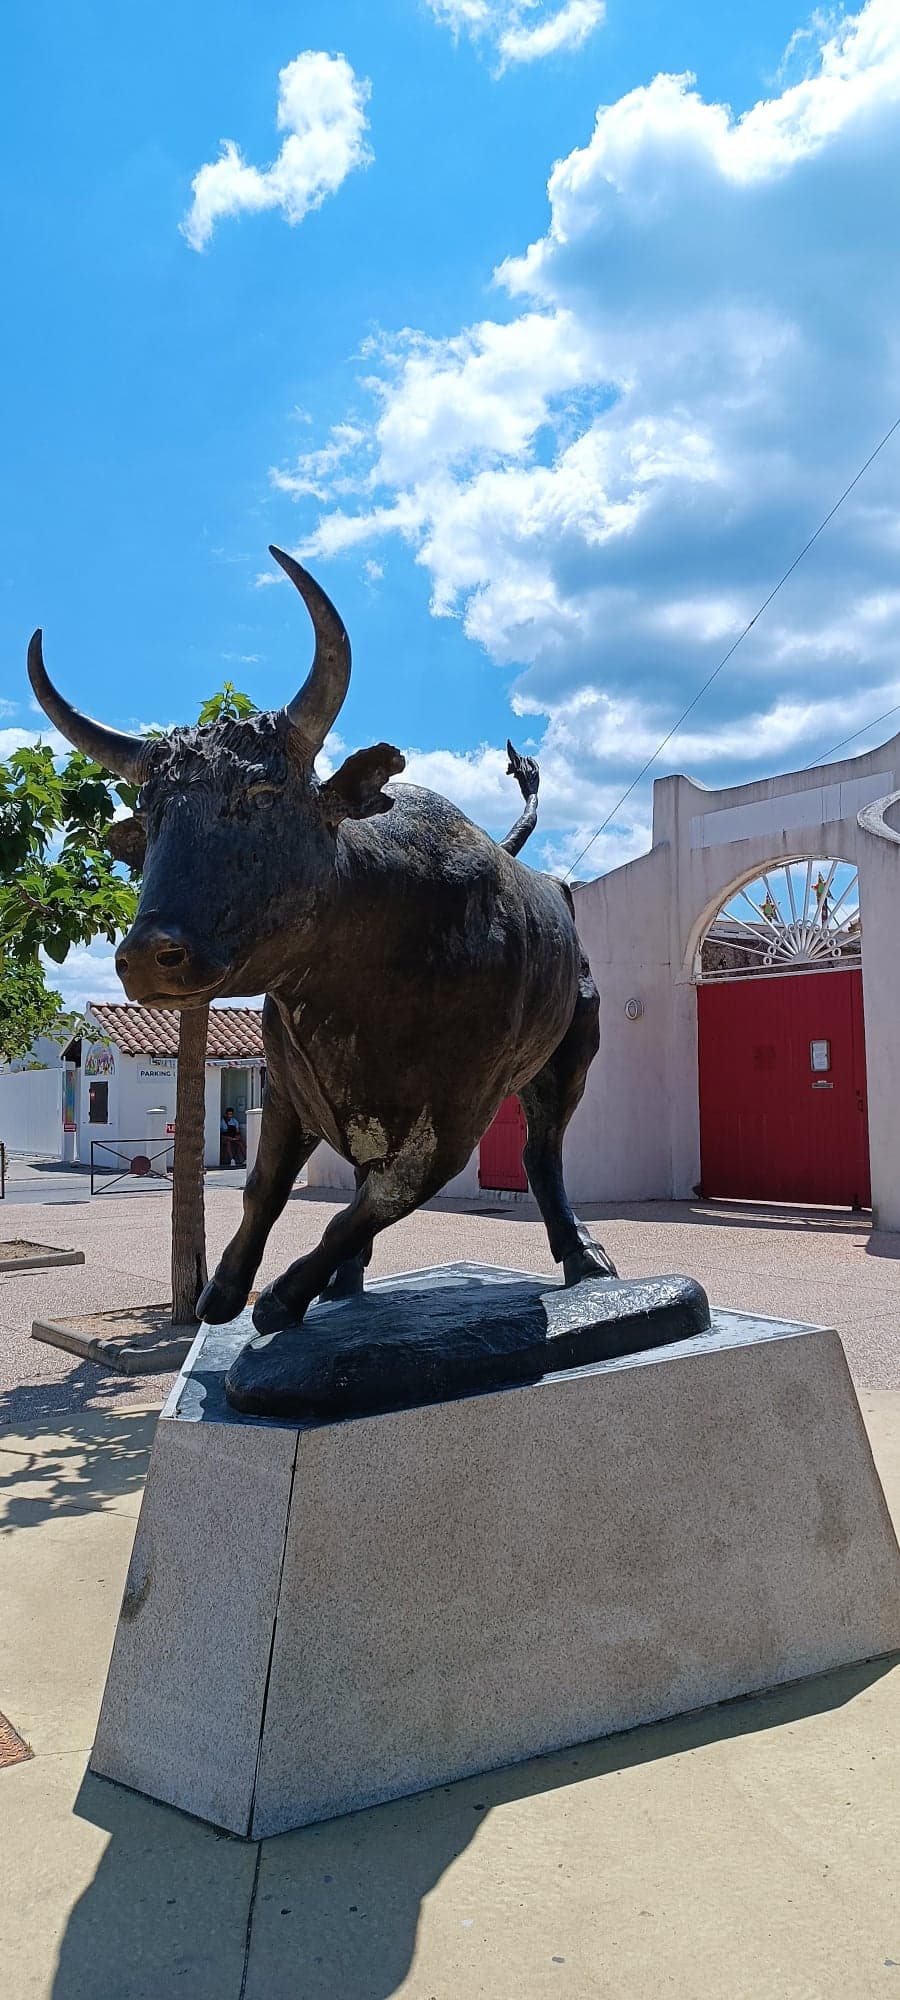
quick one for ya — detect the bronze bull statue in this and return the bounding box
[28,547,616,1340]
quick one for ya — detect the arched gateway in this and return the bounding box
[695,861,868,1207]
[566,735,900,1226]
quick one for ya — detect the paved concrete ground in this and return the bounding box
[1,1394,897,1999]
[0,1180,898,1425]
[0,1156,246,1206]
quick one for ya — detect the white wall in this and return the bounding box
[204,1070,223,1169]
[856,789,900,1229]
[0,1067,64,1156]
[306,1143,355,1190]
[567,847,676,1202]
[566,729,900,1209]
[118,1056,178,1156]
[306,1140,480,1199]
[7,1032,68,1072]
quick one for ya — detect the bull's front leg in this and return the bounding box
[250,1129,466,1335]
[197,1088,318,1325]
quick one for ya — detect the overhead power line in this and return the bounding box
[808,701,900,766]
[564,411,900,881]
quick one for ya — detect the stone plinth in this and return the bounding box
[91,1264,900,1839]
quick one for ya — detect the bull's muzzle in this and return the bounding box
[115,923,227,1005]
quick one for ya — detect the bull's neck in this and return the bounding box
[261,836,366,1003]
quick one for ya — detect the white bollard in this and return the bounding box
[145,1107,169,1175]
[244,1107,262,1182]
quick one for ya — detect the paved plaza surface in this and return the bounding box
[1,1170,898,1996]
[0,1167,898,1424]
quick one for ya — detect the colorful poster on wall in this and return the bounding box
[63,1068,77,1132]
[84,1046,116,1078]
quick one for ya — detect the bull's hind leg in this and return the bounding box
[519,963,618,1284]
[197,1087,318,1324]
[252,1131,467,1334]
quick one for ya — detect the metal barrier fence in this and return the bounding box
[90,1139,172,1196]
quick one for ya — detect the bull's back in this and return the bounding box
[341,783,582,1050]
[343,782,578,978]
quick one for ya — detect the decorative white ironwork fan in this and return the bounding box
[700,859,861,981]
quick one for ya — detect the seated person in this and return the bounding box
[220,1107,244,1167]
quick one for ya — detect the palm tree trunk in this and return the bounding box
[171,1003,209,1324]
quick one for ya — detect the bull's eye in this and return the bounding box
[247,782,279,805]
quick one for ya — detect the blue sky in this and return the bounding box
[2,0,899,1005]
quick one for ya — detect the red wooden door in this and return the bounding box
[698,968,870,1207]
[479,1095,528,1192]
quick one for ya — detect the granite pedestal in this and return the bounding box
[90,1263,900,1839]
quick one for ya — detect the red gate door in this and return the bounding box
[698,968,870,1206]
[479,1095,528,1192]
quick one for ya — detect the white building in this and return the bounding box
[563,730,900,1226]
[0,1003,265,1171]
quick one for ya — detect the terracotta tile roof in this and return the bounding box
[87,1003,265,1061]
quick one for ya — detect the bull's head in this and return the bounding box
[28,547,404,1005]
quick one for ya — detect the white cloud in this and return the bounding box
[498,0,606,67]
[276,0,900,874]
[426,0,605,68]
[182,51,372,252]
[271,422,367,499]
[42,941,124,1013]
[0,725,68,759]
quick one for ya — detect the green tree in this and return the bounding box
[0,955,62,1065]
[0,740,139,1074]
[0,744,137,963]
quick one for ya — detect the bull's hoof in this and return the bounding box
[563,1239,618,1285]
[196,1273,250,1324]
[318,1259,365,1302]
[252,1285,298,1336]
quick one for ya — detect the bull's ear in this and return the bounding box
[106,814,146,872]
[318,743,405,827]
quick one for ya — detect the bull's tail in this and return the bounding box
[500,740,540,856]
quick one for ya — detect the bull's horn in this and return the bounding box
[271,546,351,758]
[27,631,147,783]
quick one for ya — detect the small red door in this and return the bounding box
[698,968,870,1207]
[479,1095,528,1192]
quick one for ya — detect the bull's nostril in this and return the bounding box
[156,946,187,970]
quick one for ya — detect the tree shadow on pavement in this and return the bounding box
[53,1655,896,2000]
[0,1388,157,1534]
[0,1351,169,1430]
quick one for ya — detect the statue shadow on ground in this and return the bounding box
[53,1656,896,2000]
[287,1185,871,1240]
